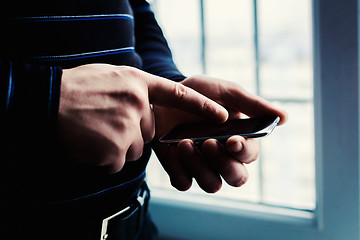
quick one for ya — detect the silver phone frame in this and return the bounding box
[159,116,280,144]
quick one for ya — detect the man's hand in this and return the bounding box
[58,64,228,174]
[152,75,288,193]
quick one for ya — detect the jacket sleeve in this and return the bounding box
[0,59,62,138]
[130,0,186,81]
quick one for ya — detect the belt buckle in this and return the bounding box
[100,188,148,240]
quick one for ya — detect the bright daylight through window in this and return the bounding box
[146,0,315,210]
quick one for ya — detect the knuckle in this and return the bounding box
[219,160,236,175]
[227,138,259,164]
[239,151,253,163]
[218,160,249,187]
[143,127,155,143]
[241,142,259,163]
[126,143,144,161]
[111,67,148,110]
[173,83,188,100]
[117,65,141,79]
[125,131,145,162]
[108,161,125,174]
[141,113,155,144]
[201,100,213,113]
[111,118,145,162]
[127,66,144,80]
[109,66,123,79]
[115,90,147,110]
[103,150,126,174]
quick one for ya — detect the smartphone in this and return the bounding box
[158,115,280,144]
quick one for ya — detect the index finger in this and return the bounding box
[221,86,288,125]
[145,74,229,123]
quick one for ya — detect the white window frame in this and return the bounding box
[149,0,360,239]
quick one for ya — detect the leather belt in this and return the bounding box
[5,181,152,240]
[100,183,150,240]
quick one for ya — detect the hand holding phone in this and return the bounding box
[159,115,280,144]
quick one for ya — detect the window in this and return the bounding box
[148,0,315,209]
[146,0,360,239]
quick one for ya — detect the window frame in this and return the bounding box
[148,0,360,239]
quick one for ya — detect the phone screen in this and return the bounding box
[159,116,280,144]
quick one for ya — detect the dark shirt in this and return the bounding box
[0,0,184,211]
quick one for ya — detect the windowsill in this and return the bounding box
[150,188,317,232]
